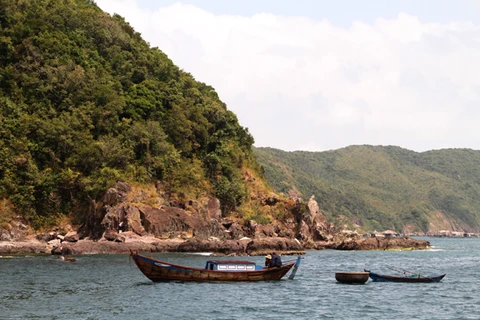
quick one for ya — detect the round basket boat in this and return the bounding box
[335,272,369,284]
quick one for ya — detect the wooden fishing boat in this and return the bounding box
[335,272,369,284]
[130,250,301,282]
[364,269,446,283]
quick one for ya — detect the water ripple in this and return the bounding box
[1,238,479,319]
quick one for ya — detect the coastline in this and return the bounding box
[0,232,306,256]
[0,232,430,256]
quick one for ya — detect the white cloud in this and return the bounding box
[96,0,480,152]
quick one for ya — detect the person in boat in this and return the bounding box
[266,253,282,268]
[270,253,282,267]
[264,254,272,268]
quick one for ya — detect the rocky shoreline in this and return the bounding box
[0,231,430,256]
[0,182,431,256]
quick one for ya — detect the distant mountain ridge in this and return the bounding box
[254,145,480,233]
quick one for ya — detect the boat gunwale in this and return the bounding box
[335,272,370,275]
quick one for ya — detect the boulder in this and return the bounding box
[277,219,296,238]
[64,232,79,242]
[102,182,130,207]
[101,204,147,236]
[102,188,120,207]
[227,222,245,239]
[207,197,222,219]
[0,238,48,254]
[140,206,227,240]
[296,220,311,241]
[245,237,305,256]
[255,225,277,238]
[103,229,125,242]
[0,229,13,241]
[126,206,147,236]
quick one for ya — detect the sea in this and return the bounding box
[1,237,479,320]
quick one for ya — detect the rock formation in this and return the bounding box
[0,182,430,255]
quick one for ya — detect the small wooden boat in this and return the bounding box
[130,250,301,282]
[335,272,369,284]
[365,269,446,283]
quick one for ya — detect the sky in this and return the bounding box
[95,0,480,152]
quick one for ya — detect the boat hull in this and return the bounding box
[131,252,296,282]
[365,270,445,283]
[335,272,369,284]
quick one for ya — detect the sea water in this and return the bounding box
[1,237,479,320]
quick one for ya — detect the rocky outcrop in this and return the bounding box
[245,237,305,255]
[0,238,48,254]
[95,183,230,242]
[101,203,147,238]
[49,234,305,256]
[139,206,227,240]
[329,237,430,250]
[0,217,30,241]
[207,197,222,219]
[0,182,430,255]
[64,232,79,242]
[305,196,333,240]
[295,196,334,245]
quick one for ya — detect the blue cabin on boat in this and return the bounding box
[205,260,263,271]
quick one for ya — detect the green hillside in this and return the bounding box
[254,146,480,233]
[0,0,261,228]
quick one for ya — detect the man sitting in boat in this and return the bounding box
[265,253,282,268]
[271,253,282,267]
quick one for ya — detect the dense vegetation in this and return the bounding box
[255,146,480,233]
[4,0,476,235]
[0,0,260,228]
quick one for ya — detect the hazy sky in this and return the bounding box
[96,0,480,152]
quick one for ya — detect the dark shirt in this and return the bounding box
[270,254,282,267]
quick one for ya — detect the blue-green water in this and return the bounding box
[1,237,479,319]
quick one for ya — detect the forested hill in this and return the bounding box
[0,0,261,228]
[254,146,480,233]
